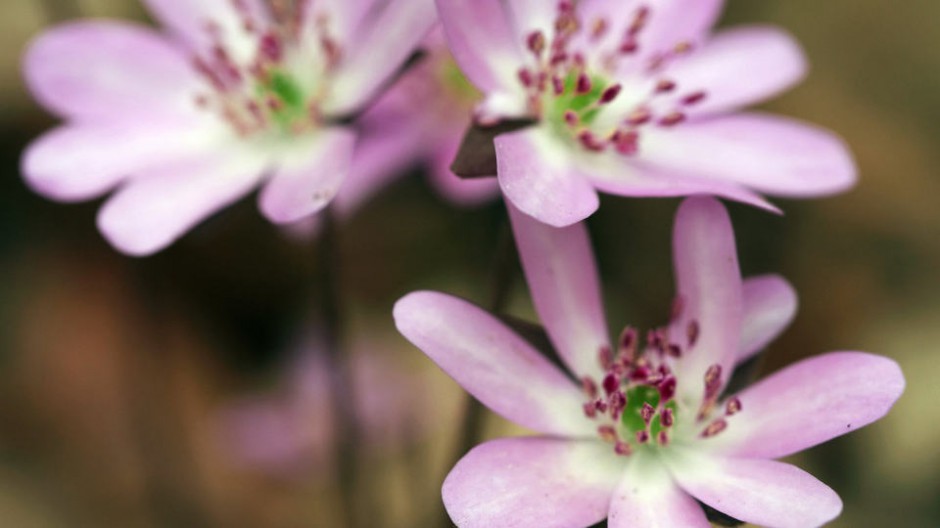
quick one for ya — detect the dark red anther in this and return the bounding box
[591,18,609,40]
[518,68,534,87]
[636,430,650,444]
[613,130,639,155]
[658,111,686,127]
[619,327,638,358]
[667,343,682,358]
[630,365,651,382]
[550,51,569,66]
[553,76,565,95]
[687,320,700,347]
[595,399,608,413]
[614,440,632,456]
[260,32,283,62]
[657,430,670,446]
[725,397,742,416]
[655,79,677,93]
[704,364,723,400]
[583,401,598,418]
[629,6,650,36]
[598,425,618,442]
[599,84,622,104]
[619,37,639,54]
[701,418,728,438]
[576,73,592,95]
[581,376,598,398]
[682,91,707,106]
[602,373,620,396]
[527,31,547,56]
[578,131,606,151]
[661,407,675,427]
[658,377,677,402]
[640,403,655,425]
[599,345,614,370]
[609,391,627,419]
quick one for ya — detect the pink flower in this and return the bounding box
[22,0,435,255]
[436,0,857,226]
[338,29,500,214]
[394,197,903,527]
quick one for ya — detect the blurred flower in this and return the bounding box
[394,197,903,527]
[437,0,856,226]
[219,331,453,478]
[22,0,435,255]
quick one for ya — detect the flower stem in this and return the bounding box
[316,207,361,528]
[439,218,516,527]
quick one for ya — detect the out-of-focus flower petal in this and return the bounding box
[394,291,595,437]
[607,457,711,528]
[21,119,222,202]
[508,202,609,380]
[142,0,267,58]
[496,128,599,227]
[97,149,266,256]
[670,452,843,528]
[641,113,857,198]
[435,0,524,94]
[23,21,200,121]
[666,26,807,116]
[259,128,356,224]
[708,352,905,459]
[326,0,436,116]
[669,197,742,404]
[738,275,798,364]
[443,437,623,528]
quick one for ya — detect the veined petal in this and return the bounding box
[508,202,609,381]
[496,128,600,227]
[587,160,781,213]
[738,275,798,364]
[608,456,711,528]
[707,352,905,459]
[443,437,623,528]
[669,197,743,405]
[259,128,356,224]
[666,26,807,116]
[97,148,267,256]
[436,0,526,94]
[326,0,436,116]
[142,0,267,59]
[21,118,224,202]
[642,113,857,198]
[394,292,595,437]
[23,21,200,121]
[669,452,843,528]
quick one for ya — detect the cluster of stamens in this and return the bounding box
[191,0,341,137]
[515,1,709,156]
[581,298,742,457]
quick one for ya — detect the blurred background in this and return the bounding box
[1,0,938,526]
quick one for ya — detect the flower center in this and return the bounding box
[581,302,742,457]
[191,0,340,138]
[514,1,709,156]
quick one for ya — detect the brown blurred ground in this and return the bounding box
[0,1,938,527]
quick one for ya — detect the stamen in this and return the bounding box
[527,31,547,56]
[655,79,677,93]
[701,419,728,438]
[686,320,700,347]
[598,425,618,443]
[599,84,622,104]
[682,91,707,106]
[725,397,742,416]
[658,111,686,127]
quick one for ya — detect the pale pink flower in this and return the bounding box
[22,0,434,255]
[394,197,903,527]
[437,0,857,226]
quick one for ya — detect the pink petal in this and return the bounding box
[628,0,723,63]
[97,149,266,256]
[738,275,798,364]
[708,352,905,459]
[23,21,199,121]
[666,26,807,116]
[259,128,356,224]
[508,202,609,381]
[443,437,623,528]
[505,0,559,37]
[21,120,223,203]
[670,453,843,528]
[496,129,600,227]
[587,161,781,213]
[607,460,710,528]
[669,197,743,404]
[435,0,525,94]
[325,0,436,116]
[393,292,595,437]
[142,0,267,58]
[641,113,857,198]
